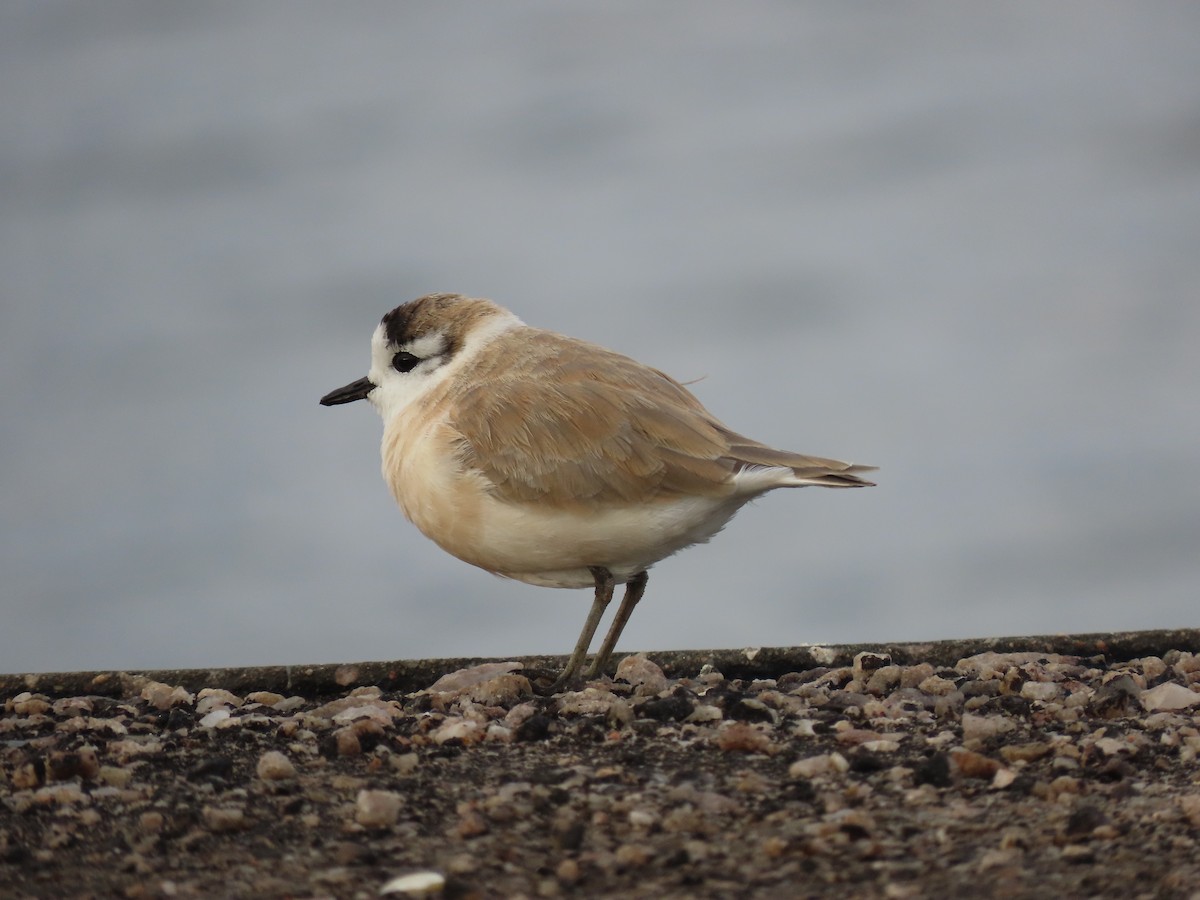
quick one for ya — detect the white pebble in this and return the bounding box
[1141,682,1200,712]
[198,708,231,729]
[991,767,1017,789]
[379,871,445,896]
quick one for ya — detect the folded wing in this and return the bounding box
[449,331,873,508]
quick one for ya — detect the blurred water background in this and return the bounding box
[3,3,1198,673]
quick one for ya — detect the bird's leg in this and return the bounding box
[550,566,615,692]
[585,570,649,679]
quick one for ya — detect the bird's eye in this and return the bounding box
[392,351,420,373]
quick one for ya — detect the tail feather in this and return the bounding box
[785,463,876,488]
[724,436,877,488]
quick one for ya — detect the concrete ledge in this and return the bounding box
[4,627,1197,698]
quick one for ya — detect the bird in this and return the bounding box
[320,292,875,689]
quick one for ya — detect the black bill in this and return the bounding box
[320,376,375,406]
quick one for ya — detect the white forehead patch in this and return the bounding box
[370,323,389,359]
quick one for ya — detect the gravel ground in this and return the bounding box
[3,631,1200,900]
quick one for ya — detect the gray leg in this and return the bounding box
[551,566,614,691]
[585,570,648,679]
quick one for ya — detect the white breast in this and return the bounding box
[382,408,752,589]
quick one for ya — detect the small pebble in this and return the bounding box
[1045,775,1081,800]
[1000,741,1053,763]
[1060,844,1096,864]
[1020,682,1062,702]
[1177,795,1200,829]
[12,694,52,716]
[866,665,902,695]
[355,790,404,828]
[245,691,286,706]
[256,750,297,781]
[555,858,581,884]
[614,843,651,868]
[1141,682,1200,712]
[789,753,849,779]
[98,765,133,788]
[715,722,774,753]
[140,682,194,711]
[900,663,936,688]
[991,767,1018,789]
[918,675,959,696]
[432,717,484,745]
[862,739,901,753]
[198,708,231,729]
[558,689,633,724]
[950,749,1001,780]
[391,752,420,775]
[47,748,99,781]
[961,713,1016,742]
[853,651,892,678]
[455,806,489,838]
[615,654,669,695]
[334,727,362,757]
[466,673,532,706]
[202,806,246,832]
[196,688,243,710]
[427,662,523,694]
[379,871,445,896]
[628,808,658,829]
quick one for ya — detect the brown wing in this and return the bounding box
[448,332,741,507]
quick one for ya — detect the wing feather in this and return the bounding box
[447,329,874,506]
[448,332,735,506]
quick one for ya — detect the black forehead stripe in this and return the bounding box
[381,304,417,347]
[380,294,465,355]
